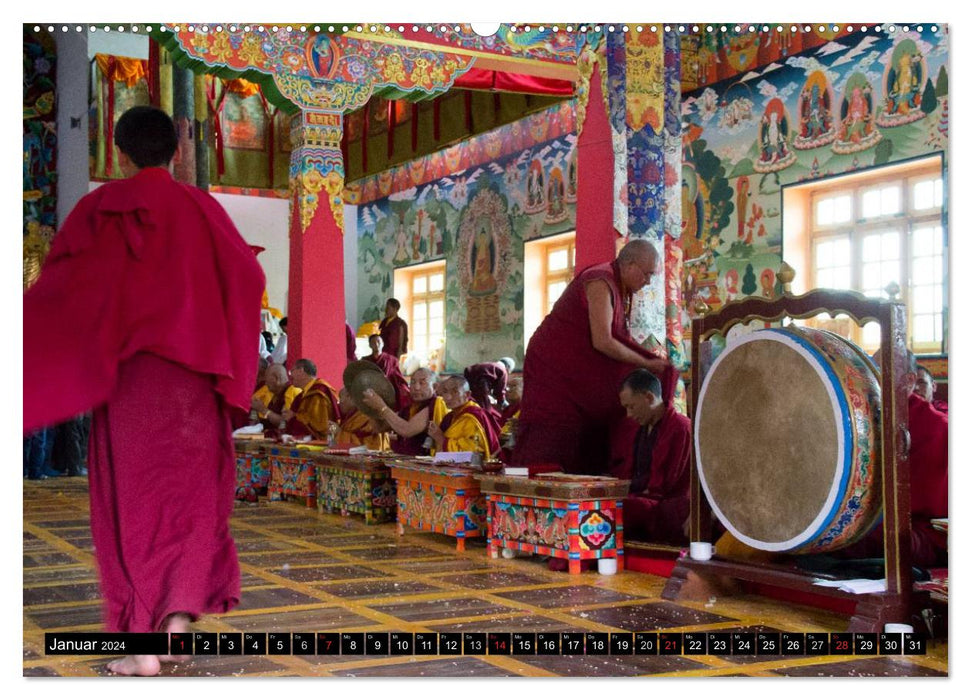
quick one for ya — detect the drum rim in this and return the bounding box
[695,328,854,551]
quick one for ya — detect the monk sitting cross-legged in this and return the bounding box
[334,388,391,451]
[283,358,341,441]
[362,367,448,456]
[427,376,500,460]
[258,364,302,438]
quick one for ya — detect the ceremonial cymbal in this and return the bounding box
[343,360,381,389]
[347,366,397,420]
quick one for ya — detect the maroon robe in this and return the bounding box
[345,322,357,364]
[24,168,263,632]
[379,315,409,357]
[365,351,412,409]
[260,383,295,439]
[840,393,948,566]
[390,397,437,456]
[441,401,501,457]
[500,400,521,427]
[619,404,692,545]
[286,379,342,440]
[464,362,507,435]
[512,260,676,475]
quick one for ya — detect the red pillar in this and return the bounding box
[575,57,616,273]
[286,110,348,388]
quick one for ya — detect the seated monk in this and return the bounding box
[362,367,447,456]
[258,364,301,438]
[282,358,341,440]
[334,388,390,451]
[501,372,523,427]
[364,334,411,409]
[427,375,500,460]
[248,357,272,426]
[618,369,691,545]
[915,364,948,415]
[463,358,514,435]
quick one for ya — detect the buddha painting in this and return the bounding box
[470,222,497,296]
[833,72,883,154]
[753,98,797,173]
[793,71,837,150]
[877,39,928,127]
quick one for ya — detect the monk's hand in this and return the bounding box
[427,421,444,444]
[251,398,267,413]
[281,409,294,422]
[361,389,386,411]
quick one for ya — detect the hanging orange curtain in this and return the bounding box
[95,54,149,173]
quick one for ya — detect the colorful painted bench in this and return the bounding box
[314,452,396,525]
[475,472,630,575]
[387,458,487,552]
[267,443,323,507]
[233,438,272,502]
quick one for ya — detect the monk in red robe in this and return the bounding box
[618,369,691,545]
[512,239,675,475]
[915,364,948,414]
[364,334,411,409]
[501,372,523,426]
[283,358,341,440]
[378,298,409,358]
[23,107,264,676]
[362,367,448,456]
[427,376,501,459]
[463,359,512,436]
[345,321,358,364]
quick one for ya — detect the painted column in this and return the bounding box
[193,73,210,189]
[171,65,196,184]
[54,29,89,220]
[287,109,347,386]
[574,47,616,272]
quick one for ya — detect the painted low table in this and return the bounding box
[267,443,324,507]
[387,458,488,552]
[233,438,272,502]
[475,473,630,575]
[314,452,396,524]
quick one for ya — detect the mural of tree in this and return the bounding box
[874,138,894,165]
[691,139,734,238]
[922,79,938,115]
[936,66,948,97]
[741,263,757,295]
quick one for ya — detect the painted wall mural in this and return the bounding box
[678,25,948,325]
[356,103,577,371]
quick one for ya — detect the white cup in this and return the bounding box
[884,623,914,634]
[598,558,618,575]
[689,541,713,561]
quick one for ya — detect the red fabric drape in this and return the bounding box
[205,79,228,177]
[105,57,116,173]
[148,41,160,107]
[452,67,575,96]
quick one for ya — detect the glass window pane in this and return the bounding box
[862,262,881,291]
[429,273,444,292]
[913,257,934,285]
[913,286,934,313]
[913,314,934,343]
[862,190,881,218]
[913,226,934,254]
[570,245,575,268]
[882,231,899,259]
[413,303,426,320]
[862,235,881,262]
[881,261,899,288]
[413,276,427,294]
[833,237,850,260]
[934,179,943,207]
[548,248,569,271]
[429,317,443,336]
[862,321,881,347]
[548,280,568,308]
[833,195,852,223]
[934,286,943,309]
[881,186,901,215]
[913,180,934,210]
[816,241,833,268]
[429,300,444,317]
[832,267,851,289]
[817,199,834,226]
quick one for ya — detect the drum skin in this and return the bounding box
[695,327,882,553]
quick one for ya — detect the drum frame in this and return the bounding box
[662,274,917,633]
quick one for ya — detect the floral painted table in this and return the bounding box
[314,452,396,525]
[267,443,325,507]
[233,438,272,502]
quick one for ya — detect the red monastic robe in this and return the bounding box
[286,378,341,440]
[512,260,676,475]
[500,400,521,427]
[619,403,692,545]
[365,351,412,409]
[24,167,264,632]
[464,362,508,435]
[390,396,444,456]
[440,401,501,457]
[379,316,409,357]
[345,322,357,364]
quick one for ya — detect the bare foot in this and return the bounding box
[159,612,192,663]
[106,655,161,676]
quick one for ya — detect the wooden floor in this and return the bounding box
[23,477,948,677]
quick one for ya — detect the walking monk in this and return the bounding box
[23,107,264,675]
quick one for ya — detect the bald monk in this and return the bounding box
[258,364,302,438]
[282,358,341,440]
[334,388,391,451]
[501,372,523,427]
[618,369,691,545]
[24,106,264,675]
[364,334,411,409]
[513,239,675,475]
[427,376,500,459]
[362,367,448,456]
[379,297,409,358]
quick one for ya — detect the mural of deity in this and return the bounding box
[566,149,578,203]
[470,223,498,295]
[833,73,883,154]
[793,71,837,149]
[877,39,928,127]
[524,158,546,213]
[680,163,707,261]
[393,214,411,265]
[307,32,340,79]
[753,98,797,173]
[544,167,568,225]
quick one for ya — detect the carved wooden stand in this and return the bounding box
[661,267,915,633]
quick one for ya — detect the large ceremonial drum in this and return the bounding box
[695,327,882,554]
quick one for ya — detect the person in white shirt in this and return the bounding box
[270,316,288,365]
